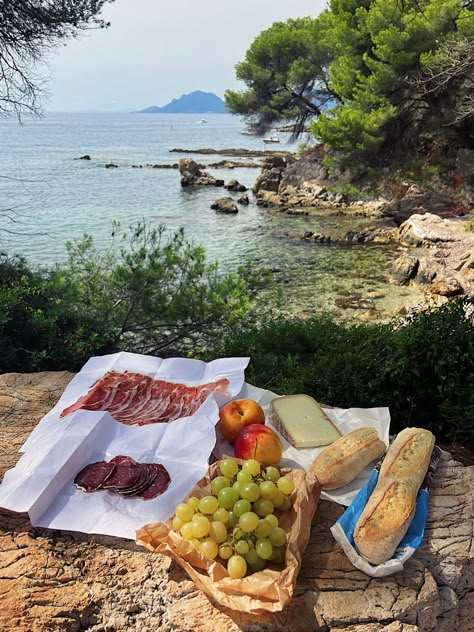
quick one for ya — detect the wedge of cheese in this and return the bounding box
[269,394,342,448]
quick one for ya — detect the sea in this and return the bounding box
[0,112,422,318]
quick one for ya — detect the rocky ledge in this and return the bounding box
[0,372,472,632]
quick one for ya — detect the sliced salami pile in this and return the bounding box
[61,370,230,425]
[74,456,171,500]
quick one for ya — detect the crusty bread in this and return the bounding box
[310,427,386,490]
[353,427,435,565]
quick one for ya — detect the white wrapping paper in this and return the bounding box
[213,383,391,506]
[0,353,249,539]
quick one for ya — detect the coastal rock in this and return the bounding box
[253,167,284,194]
[390,255,420,285]
[429,277,463,297]
[105,163,118,168]
[237,193,249,205]
[255,191,281,207]
[0,373,472,631]
[77,154,91,160]
[399,214,461,247]
[224,179,247,192]
[179,158,224,187]
[210,197,238,213]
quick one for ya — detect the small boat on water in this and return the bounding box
[198,118,208,124]
[262,136,280,144]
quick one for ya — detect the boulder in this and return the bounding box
[105,163,118,168]
[0,372,472,631]
[210,197,238,213]
[399,214,461,247]
[224,179,247,192]
[178,158,224,187]
[237,193,250,205]
[77,154,91,160]
[429,277,463,297]
[390,255,420,285]
[253,167,284,194]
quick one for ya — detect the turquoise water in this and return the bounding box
[0,112,422,318]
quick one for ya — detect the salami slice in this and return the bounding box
[101,457,141,490]
[119,465,155,496]
[139,464,171,500]
[74,461,116,492]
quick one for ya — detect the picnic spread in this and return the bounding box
[0,352,457,619]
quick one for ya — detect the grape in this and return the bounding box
[191,515,211,538]
[220,459,239,479]
[235,540,250,555]
[199,538,219,560]
[211,476,231,495]
[187,496,200,510]
[175,503,194,523]
[264,514,279,528]
[190,538,201,551]
[180,522,194,540]
[269,527,287,547]
[271,491,284,508]
[272,546,286,564]
[256,538,273,560]
[244,549,259,565]
[259,481,277,500]
[198,495,219,515]
[277,476,295,495]
[172,516,183,531]
[209,520,228,543]
[249,556,267,572]
[233,499,252,517]
[219,544,234,560]
[242,459,260,477]
[255,519,272,539]
[240,482,260,502]
[278,494,292,512]
[227,555,247,579]
[227,511,239,528]
[253,498,274,517]
[232,481,242,495]
[232,526,245,541]
[264,466,280,482]
[236,470,252,485]
[212,507,229,524]
[217,487,239,510]
[238,511,259,533]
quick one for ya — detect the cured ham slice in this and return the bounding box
[60,371,230,426]
[73,457,171,501]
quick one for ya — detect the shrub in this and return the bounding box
[204,298,474,442]
[0,223,268,372]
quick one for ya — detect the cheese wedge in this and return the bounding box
[269,394,342,448]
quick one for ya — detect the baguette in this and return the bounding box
[310,427,386,490]
[353,427,435,565]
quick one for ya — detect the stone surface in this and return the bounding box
[0,372,472,631]
[210,197,238,213]
[178,158,224,187]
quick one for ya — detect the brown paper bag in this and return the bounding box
[136,461,321,614]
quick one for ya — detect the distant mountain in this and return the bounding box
[139,91,225,114]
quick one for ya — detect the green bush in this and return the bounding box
[204,299,474,442]
[0,223,268,372]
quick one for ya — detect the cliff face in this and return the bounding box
[0,372,473,631]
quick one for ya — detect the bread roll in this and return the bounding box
[353,427,435,565]
[310,427,386,490]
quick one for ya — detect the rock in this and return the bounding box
[253,167,284,194]
[415,261,438,285]
[429,277,463,297]
[285,208,309,216]
[255,191,281,207]
[77,154,91,160]
[210,197,238,213]
[105,163,118,168]
[237,193,249,205]
[390,255,420,285]
[0,373,472,631]
[399,214,461,247]
[225,179,247,192]
[178,158,224,187]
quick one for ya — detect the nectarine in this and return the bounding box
[218,399,265,444]
[234,424,283,465]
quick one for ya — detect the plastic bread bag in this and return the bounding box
[136,460,321,614]
[330,445,441,577]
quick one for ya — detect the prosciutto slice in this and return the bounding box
[60,371,230,426]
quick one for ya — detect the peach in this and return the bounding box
[218,399,265,444]
[234,424,283,465]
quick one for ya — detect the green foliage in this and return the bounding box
[0,224,267,372]
[228,0,473,160]
[204,298,474,441]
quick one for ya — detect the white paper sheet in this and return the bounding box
[0,353,249,540]
[213,383,391,506]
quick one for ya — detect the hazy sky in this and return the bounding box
[47,0,327,112]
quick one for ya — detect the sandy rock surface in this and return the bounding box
[0,372,472,632]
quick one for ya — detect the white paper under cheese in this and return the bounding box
[269,394,342,448]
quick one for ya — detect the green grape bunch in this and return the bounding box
[171,458,296,578]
